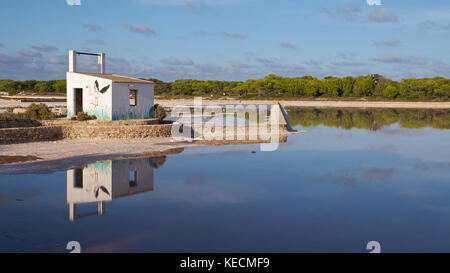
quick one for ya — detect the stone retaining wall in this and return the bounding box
[0,122,289,144]
[0,119,42,129]
[0,123,173,144]
[62,124,173,139]
[0,126,64,144]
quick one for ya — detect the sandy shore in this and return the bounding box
[0,130,301,174]
[0,138,198,174]
[156,99,450,109]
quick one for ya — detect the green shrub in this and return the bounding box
[75,112,96,121]
[24,103,55,120]
[150,156,167,168]
[153,104,167,122]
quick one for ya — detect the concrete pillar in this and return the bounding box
[69,203,77,222]
[98,201,105,215]
[98,52,105,74]
[69,50,77,72]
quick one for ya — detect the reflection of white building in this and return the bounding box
[67,158,155,221]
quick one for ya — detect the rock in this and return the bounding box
[57,107,67,116]
[13,108,27,114]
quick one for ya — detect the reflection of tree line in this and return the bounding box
[286,108,450,130]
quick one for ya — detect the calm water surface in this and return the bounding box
[0,108,449,253]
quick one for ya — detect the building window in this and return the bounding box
[129,89,138,106]
[129,170,137,187]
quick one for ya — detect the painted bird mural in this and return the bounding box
[95,80,110,94]
[94,186,110,199]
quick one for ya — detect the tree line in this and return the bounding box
[1,74,449,100]
[0,79,66,95]
[151,74,450,101]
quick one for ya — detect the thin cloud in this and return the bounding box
[432,61,450,77]
[255,58,276,65]
[85,39,106,45]
[109,57,131,67]
[337,52,355,60]
[323,2,362,21]
[222,32,248,39]
[82,23,103,31]
[136,0,254,6]
[368,8,399,23]
[280,42,296,50]
[160,57,195,66]
[373,54,427,65]
[193,31,208,37]
[228,60,252,69]
[303,59,322,66]
[331,61,365,67]
[185,1,208,13]
[418,20,450,31]
[364,168,394,184]
[123,23,156,35]
[371,38,401,47]
[31,45,58,52]
[19,49,42,58]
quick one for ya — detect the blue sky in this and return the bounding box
[0,0,449,81]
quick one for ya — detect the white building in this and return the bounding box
[66,50,154,120]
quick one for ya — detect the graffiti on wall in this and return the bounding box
[86,80,111,120]
[85,161,111,199]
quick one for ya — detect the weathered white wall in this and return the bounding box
[66,72,113,120]
[111,158,154,198]
[67,160,113,204]
[67,73,154,120]
[111,82,154,120]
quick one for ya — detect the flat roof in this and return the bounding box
[74,73,153,84]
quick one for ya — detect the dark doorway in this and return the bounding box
[75,88,83,114]
[74,168,83,188]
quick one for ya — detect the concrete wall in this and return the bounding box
[111,82,154,120]
[67,72,113,120]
